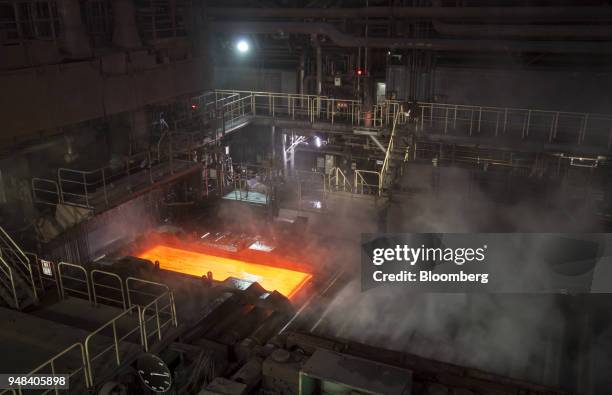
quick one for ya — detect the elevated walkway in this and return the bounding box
[33,154,202,214]
[0,307,89,375]
[0,254,181,394]
[30,89,612,218]
[205,89,612,156]
[32,297,140,334]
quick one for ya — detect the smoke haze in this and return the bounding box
[308,163,611,393]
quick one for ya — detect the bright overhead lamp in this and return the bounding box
[236,39,249,53]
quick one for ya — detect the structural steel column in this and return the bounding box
[299,51,306,108]
[316,44,322,96]
[271,125,276,164]
[282,133,288,176]
[290,132,295,175]
[57,0,91,57]
[112,0,142,48]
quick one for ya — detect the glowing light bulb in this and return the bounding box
[236,40,249,53]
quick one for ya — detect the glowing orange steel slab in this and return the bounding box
[138,245,311,298]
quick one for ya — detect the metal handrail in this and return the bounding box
[58,262,91,302]
[0,259,175,390]
[415,101,612,145]
[215,90,402,127]
[140,291,178,351]
[35,343,89,394]
[57,149,161,209]
[293,170,328,210]
[295,170,327,193]
[0,227,31,277]
[0,256,18,308]
[156,131,169,162]
[354,170,381,196]
[91,269,126,310]
[214,89,612,145]
[1,342,91,395]
[414,100,612,120]
[216,89,326,100]
[379,110,401,192]
[327,167,352,192]
[225,164,273,204]
[125,276,171,308]
[38,89,612,213]
[214,89,365,127]
[0,226,37,302]
[26,88,612,218]
[84,305,143,386]
[24,252,45,295]
[31,177,61,205]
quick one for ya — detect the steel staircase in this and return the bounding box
[379,106,411,193]
[0,225,37,309]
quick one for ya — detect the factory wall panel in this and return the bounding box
[214,66,297,93]
[86,191,161,259]
[45,189,162,263]
[0,57,208,144]
[0,156,34,225]
[434,67,612,113]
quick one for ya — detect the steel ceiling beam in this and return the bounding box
[211,21,612,53]
[206,6,612,20]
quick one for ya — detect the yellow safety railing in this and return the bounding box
[379,110,402,192]
[141,291,178,351]
[214,89,365,127]
[0,255,179,391]
[31,178,61,206]
[91,269,126,310]
[0,256,18,308]
[84,304,143,386]
[0,225,37,303]
[354,170,381,196]
[57,149,162,209]
[58,262,91,302]
[0,342,90,395]
[226,163,272,205]
[126,276,171,308]
[32,89,612,213]
[326,167,352,192]
[125,277,178,351]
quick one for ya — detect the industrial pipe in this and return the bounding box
[299,51,305,98]
[315,40,322,96]
[428,1,612,39]
[206,6,612,20]
[210,21,612,53]
[432,20,612,39]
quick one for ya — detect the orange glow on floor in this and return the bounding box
[137,245,312,298]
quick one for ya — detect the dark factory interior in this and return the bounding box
[1,0,612,394]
